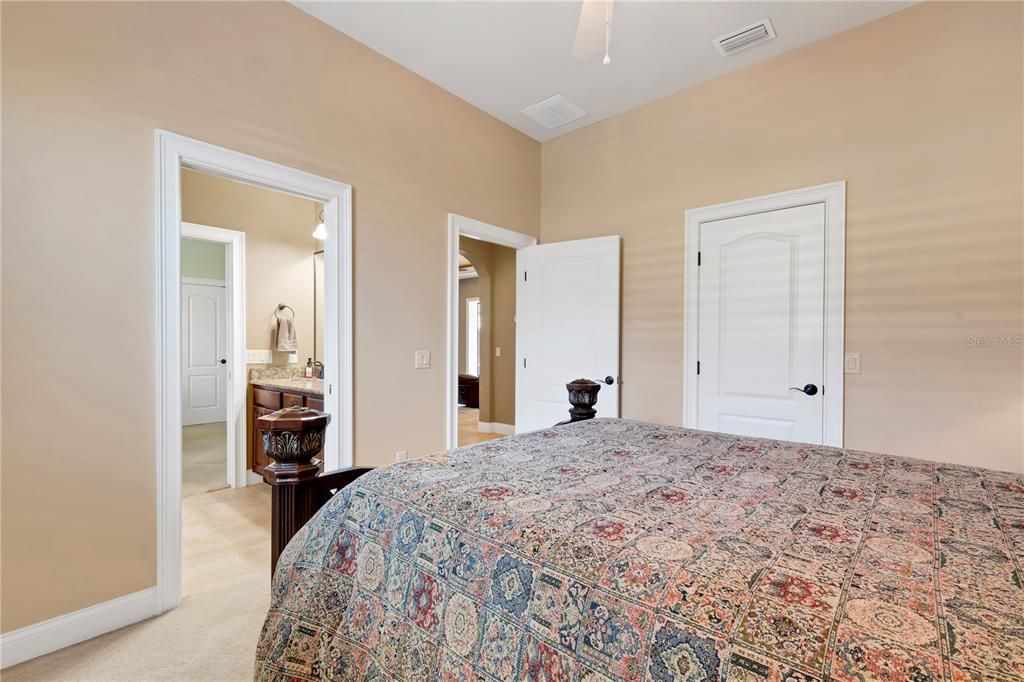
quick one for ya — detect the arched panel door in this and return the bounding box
[697,203,826,443]
[181,283,227,425]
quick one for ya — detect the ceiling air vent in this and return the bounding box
[521,94,587,130]
[714,18,776,56]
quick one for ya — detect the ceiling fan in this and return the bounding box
[573,0,614,65]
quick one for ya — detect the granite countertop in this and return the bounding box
[249,367,324,396]
[251,377,324,396]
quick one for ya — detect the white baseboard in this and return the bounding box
[245,469,264,486]
[0,587,158,669]
[478,422,515,435]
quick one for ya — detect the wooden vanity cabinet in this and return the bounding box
[250,384,325,475]
[252,405,276,472]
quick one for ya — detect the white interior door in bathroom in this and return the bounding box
[181,282,228,425]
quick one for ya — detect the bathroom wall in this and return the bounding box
[180,238,226,280]
[181,168,320,367]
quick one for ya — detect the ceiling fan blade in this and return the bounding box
[572,0,613,60]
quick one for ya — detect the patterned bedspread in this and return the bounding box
[254,419,1024,681]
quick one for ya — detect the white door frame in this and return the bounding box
[683,181,846,447]
[156,130,353,614]
[181,222,246,489]
[446,214,536,449]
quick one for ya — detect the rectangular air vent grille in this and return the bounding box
[521,94,587,130]
[714,18,776,56]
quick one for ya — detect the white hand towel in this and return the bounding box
[275,318,298,353]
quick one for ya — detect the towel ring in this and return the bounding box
[275,304,295,320]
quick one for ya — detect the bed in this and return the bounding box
[254,418,1024,681]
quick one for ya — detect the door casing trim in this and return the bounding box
[156,130,353,615]
[683,181,846,447]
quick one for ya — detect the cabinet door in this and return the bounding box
[252,405,275,472]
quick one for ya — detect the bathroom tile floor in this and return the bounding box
[182,421,229,497]
[182,483,271,596]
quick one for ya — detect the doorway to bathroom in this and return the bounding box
[156,130,353,611]
[177,169,331,596]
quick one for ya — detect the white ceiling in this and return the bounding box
[294,1,915,142]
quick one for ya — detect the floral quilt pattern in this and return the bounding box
[254,419,1024,681]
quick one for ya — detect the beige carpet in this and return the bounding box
[183,422,228,497]
[4,485,272,681]
[2,573,270,681]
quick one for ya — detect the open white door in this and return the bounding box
[181,282,227,426]
[516,236,620,432]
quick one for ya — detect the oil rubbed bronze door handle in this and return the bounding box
[789,384,818,396]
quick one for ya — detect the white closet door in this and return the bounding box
[697,203,826,443]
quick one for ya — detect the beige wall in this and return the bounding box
[182,169,319,367]
[458,238,517,426]
[1,1,539,633]
[541,1,1023,474]
[490,246,517,426]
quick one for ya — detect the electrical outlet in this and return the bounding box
[844,353,861,374]
[396,450,408,462]
[414,350,431,369]
[495,347,501,357]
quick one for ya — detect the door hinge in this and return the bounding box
[697,361,701,375]
[697,251,702,266]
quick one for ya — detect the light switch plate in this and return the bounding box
[414,350,431,369]
[844,353,861,374]
[395,450,408,462]
[246,349,272,364]
[288,352,299,364]
[495,347,501,357]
